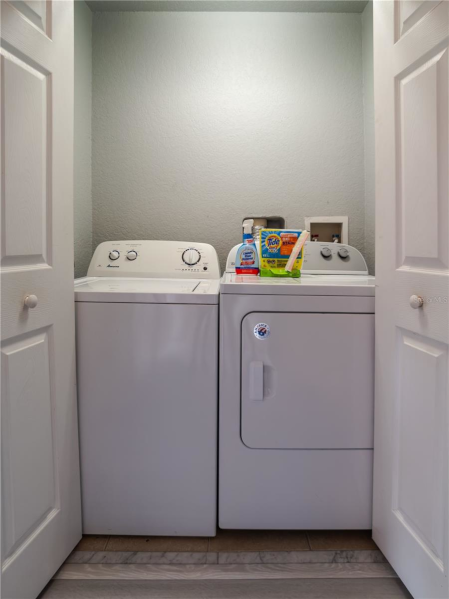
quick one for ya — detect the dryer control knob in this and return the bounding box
[182,248,201,266]
[321,247,332,258]
[127,250,138,261]
[338,247,349,259]
[109,250,120,261]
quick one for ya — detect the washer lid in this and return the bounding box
[220,273,375,296]
[75,278,219,304]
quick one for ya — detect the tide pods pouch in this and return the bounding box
[259,229,304,277]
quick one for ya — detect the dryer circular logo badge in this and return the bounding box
[254,323,270,340]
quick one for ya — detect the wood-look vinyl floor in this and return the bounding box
[39,532,412,598]
[55,562,396,580]
[40,577,413,598]
[75,530,378,553]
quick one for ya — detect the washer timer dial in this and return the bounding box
[182,248,201,266]
[109,250,120,261]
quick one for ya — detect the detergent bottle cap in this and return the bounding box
[243,219,254,233]
[242,219,254,239]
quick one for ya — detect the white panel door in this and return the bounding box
[373,1,449,598]
[1,2,82,598]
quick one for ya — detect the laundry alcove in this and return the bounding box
[74,0,375,277]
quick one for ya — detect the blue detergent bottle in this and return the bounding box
[235,219,260,276]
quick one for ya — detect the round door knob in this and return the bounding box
[127,250,138,261]
[338,247,349,259]
[410,295,424,309]
[182,248,201,266]
[321,247,332,258]
[109,250,120,261]
[24,295,38,309]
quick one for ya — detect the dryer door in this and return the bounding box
[241,312,374,449]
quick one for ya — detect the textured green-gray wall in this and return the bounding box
[362,1,374,274]
[74,1,93,278]
[91,11,368,270]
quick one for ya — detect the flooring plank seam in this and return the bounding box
[66,549,387,565]
[55,562,397,581]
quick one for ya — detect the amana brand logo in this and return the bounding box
[254,323,270,340]
[107,264,120,268]
[264,234,281,253]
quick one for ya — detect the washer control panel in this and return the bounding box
[87,240,220,279]
[302,242,368,274]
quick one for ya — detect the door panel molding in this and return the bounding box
[395,45,448,271]
[392,329,447,570]
[395,1,441,42]
[8,1,52,37]
[1,48,52,269]
[1,327,59,564]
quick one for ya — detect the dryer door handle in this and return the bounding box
[249,361,264,401]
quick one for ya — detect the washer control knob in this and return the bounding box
[182,248,201,266]
[321,247,332,258]
[338,247,349,259]
[127,250,138,261]
[109,250,120,261]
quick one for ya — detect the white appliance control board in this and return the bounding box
[301,242,368,275]
[225,241,368,275]
[87,240,220,279]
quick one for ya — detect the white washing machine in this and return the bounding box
[75,240,220,536]
[219,242,375,529]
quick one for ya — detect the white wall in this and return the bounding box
[74,0,93,278]
[92,11,366,268]
[362,1,374,274]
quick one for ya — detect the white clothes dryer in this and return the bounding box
[75,240,220,536]
[219,242,375,529]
